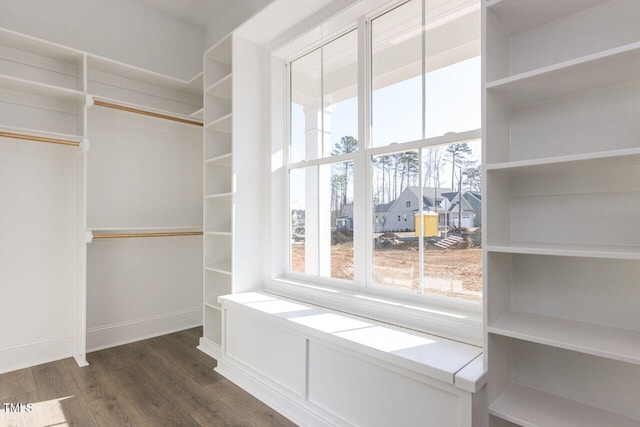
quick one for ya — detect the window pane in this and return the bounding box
[323,30,359,157]
[322,161,354,280]
[290,167,314,274]
[372,150,420,290]
[290,163,354,281]
[424,4,480,138]
[371,0,423,148]
[290,49,321,163]
[421,141,482,302]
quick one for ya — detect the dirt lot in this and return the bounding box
[291,240,482,302]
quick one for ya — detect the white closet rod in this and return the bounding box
[93,99,203,127]
[0,131,80,147]
[93,231,203,240]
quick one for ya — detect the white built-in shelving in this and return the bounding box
[199,33,263,360]
[0,25,205,372]
[0,28,86,139]
[484,0,640,425]
[200,35,234,357]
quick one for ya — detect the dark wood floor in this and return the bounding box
[0,327,296,426]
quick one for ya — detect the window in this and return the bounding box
[285,0,481,303]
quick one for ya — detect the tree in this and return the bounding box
[445,143,472,189]
[463,164,482,192]
[330,136,358,218]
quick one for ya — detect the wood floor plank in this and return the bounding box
[185,326,204,339]
[206,379,297,427]
[104,362,201,426]
[88,344,137,371]
[0,367,36,402]
[149,333,223,386]
[191,399,255,427]
[63,357,147,426]
[31,359,98,426]
[122,340,223,414]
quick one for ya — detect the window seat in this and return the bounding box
[216,291,487,426]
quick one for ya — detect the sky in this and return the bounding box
[290,55,481,210]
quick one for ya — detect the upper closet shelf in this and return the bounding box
[0,27,83,63]
[490,383,640,427]
[486,0,609,35]
[0,74,85,102]
[486,148,640,173]
[87,55,202,95]
[486,41,640,107]
[487,242,640,260]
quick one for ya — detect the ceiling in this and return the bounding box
[130,0,231,28]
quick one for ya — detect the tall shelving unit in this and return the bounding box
[200,35,234,357]
[198,33,264,360]
[483,1,640,426]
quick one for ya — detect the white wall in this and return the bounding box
[205,0,274,47]
[0,0,205,80]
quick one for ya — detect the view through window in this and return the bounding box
[288,0,481,302]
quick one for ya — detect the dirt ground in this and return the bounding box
[291,241,482,302]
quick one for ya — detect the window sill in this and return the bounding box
[265,276,483,347]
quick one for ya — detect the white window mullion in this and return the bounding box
[354,16,370,290]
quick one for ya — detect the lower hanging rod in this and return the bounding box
[0,131,80,147]
[93,231,203,240]
[93,99,203,127]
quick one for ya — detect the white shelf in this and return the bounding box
[205,231,232,236]
[489,311,640,366]
[185,72,203,96]
[205,36,232,65]
[0,74,85,102]
[87,54,201,94]
[205,113,232,133]
[486,41,640,107]
[0,125,83,143]
[205,266,232,275]
[204,192,232,200]
[189,107,204,121]
[486,0,610,36]
[205,153,232,167]
[205,73,232,99]
[487,242,640,261]
[0,27,83,62]
[89,226,202,232]
[490,383,640,427]
[486,148,640,173]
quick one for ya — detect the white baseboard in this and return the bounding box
[87,307,202,352]
[197,337,221,360]
[216,358,337,427]
[0,335,76,375]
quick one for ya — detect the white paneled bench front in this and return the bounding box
[216,292,486,427]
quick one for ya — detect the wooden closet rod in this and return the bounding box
[93,231,203,240]
[0,131,81,147]
[93,99,203,127]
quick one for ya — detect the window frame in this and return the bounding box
[271,0,483,345]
